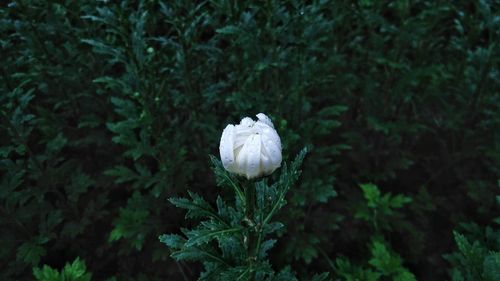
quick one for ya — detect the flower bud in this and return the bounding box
[219,113,282,179]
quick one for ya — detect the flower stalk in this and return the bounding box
[161,110,307,279]
[243,181,257,281]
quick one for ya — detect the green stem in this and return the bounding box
[255,178,294,264]
[244,182,255,226]
[255,184,286,267]
[224,173,245,205]
[255,228,263,265]
[244,181,256,281]
[262,186,287,225]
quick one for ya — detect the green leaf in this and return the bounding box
[310,272,329,281]
[263,148,308,225]
[67,172,94,202]
[269,266,298,281]
[258,239,277,259]
[369,240,401,274]
[185,225,243,247]
[160,234,229,265]
[159,234,186,249]
[169,191,229,225]
[33,265,60,280]
[210,155,245,204]
[389,194,413,208]
[61,258,92,281]
[46,133,67,154]
[360,183,381,208]
[33,257,91,281]
[109,206,149,250]
[453,231,487,271]
[216,25,241,35]
[104,165,137,184]
[317,105,348,116]
[17,237,48,265]
[483,252,500,281]
[394,271,417,281]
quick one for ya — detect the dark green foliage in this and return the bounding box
[160,149,310,280]
[334,240,417,281]
[446,231,500,281]
[445,183,500,281]
[355,183,412,232]
[333,184,416,281]
[33,258,92,281]
[1,0,499,280]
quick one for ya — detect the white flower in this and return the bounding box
[219,113,282,179]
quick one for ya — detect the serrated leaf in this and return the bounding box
[185,226,243,247]
[483,252,500,281]
[33,257,91,281]
[216,25,241,35]
[169,191,227,225]
[368,240,402,275]
[394,271,417,281]
[389,194,412,208]
[104,165,137,184]
[258,239,277,259]
[310,272,329,281]
[360,183,381,208]
[17,239,47,265]
[159,234,186,249]
[33,265,60,280]
[46,133,67,154]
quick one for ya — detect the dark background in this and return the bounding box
[1,0,499,280]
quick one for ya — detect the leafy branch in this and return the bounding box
[160,148,312,280]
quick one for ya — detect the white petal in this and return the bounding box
[233,145,244,160]
[234,127,254,148]
[253,121,272,133]
[219,124,236,172]
[239,117,255,127]
[258,126,281,148]
[236,134,261,179]
[260,153,274,174]
[244,134,262,179]
[261,134,282,168]
[234,135,248,149]
[219,113,282,179]
[256,113,274,128]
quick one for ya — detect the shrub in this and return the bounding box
[1,0,498,280]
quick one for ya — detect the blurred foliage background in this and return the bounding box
[1,0,499,280]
